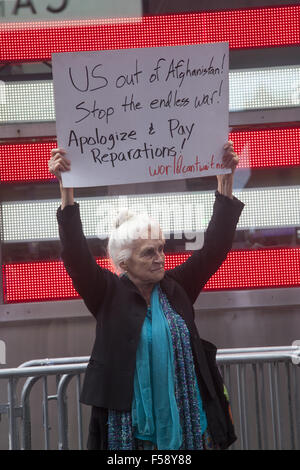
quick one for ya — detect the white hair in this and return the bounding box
[108,208,161,273]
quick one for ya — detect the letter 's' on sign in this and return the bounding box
[52,43,230,188]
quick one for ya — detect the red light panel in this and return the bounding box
[1,127,299,183]
[2,248,300,303]
[205,248,300,290]
[0,6,299,62]
[0,142,56,183]
[231,127,300,169]
[2,258,115,303]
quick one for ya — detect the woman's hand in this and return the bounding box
[216,141,239,199]
[49,148,74,208]
[220,140,239,174]
[48,148,71,183]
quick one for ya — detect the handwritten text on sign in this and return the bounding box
[52,43,230,188]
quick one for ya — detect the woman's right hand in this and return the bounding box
[48,148,71,183]
[49,148,74,207]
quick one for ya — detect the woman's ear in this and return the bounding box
[119,260,127,272]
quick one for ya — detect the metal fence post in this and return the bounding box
[7,377,20,450]
[76,375,84,450]
[285,362,296,449]
[57,374,75,450]
[20,376,41,450]
[252,363,262,450]
[258,362,268,449]
[293,363,300,447]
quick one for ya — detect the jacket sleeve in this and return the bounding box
[57,202,111,318]
[167,191,244,304]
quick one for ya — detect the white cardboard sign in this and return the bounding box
[52,43,230,188]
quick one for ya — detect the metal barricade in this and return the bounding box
[0,347,300,450]
[218,347,300,450]
[0,361,88,450]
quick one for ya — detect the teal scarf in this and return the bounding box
[131,285,183,450]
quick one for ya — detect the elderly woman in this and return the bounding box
[49,142,244,450]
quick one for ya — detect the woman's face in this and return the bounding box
[122,229,165,286]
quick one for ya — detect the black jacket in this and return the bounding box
[57,190,244,449]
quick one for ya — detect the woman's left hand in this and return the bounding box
[218,141,239,176]
[216,141,239,198]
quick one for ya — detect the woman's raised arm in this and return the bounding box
[48,148,111,318]
[48,148,74,208]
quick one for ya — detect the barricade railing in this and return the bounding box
[0,362,88,450]
[217,347,300,450]
[0,346,299,450]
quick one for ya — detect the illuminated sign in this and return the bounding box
[0,0,142,21]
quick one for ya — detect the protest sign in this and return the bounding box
[52,43,230,188]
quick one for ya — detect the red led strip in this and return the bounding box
[0,6,299,62]
[0,142,56,183]
[1,127,299,183]
[2,248,300,303]
[231,128,300,169]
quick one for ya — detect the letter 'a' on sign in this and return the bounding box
[52,43,230,188]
